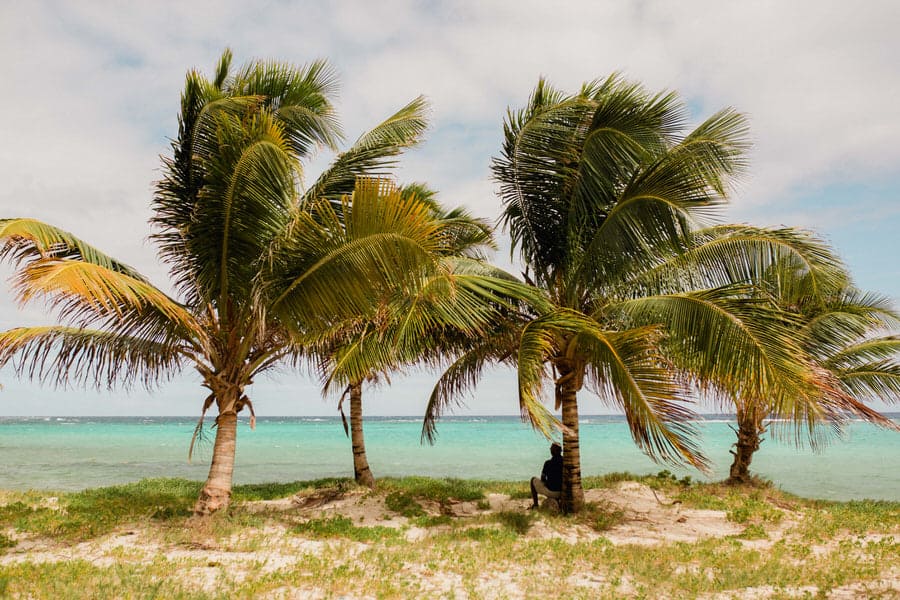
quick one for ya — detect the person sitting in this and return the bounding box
[530,442,562,509]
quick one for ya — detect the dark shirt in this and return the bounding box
[541,454,563,492]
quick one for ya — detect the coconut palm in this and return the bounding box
[424,76,847,512]
[726,269,900,483]
[320,189,538,486]
[0,50,438,516]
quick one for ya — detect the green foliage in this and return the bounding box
[411,515,453,528]
[735,523,768,540]
[384,491,426,518]
[380,476,485,503]
[291,516,400,542]
[0,560,211,599]
[651,469,694,487]
[799,499,900,539]
[726,498,783,525]
[461,526,517,543]
[232,478,350,501]
[584,502,626,532]
[581,472,636,489]
[1,477,899,598]
[493,510,535,534]
[676,483,785,525]
[0,478,196,541]
[0,532,15,550]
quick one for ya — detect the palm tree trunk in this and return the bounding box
[194,411,238,516]
[727,404,765,485]
[557,364,584,513]
[349,381,375,487]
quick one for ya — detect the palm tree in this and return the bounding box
[0,50,439,516]
[727,268,900,483]
[319,188,536,487]
[424,76,845,512]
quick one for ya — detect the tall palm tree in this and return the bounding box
[319,189,537,486]
[0,50,438,516]
[424,76,844,512]
[727,266,900,483]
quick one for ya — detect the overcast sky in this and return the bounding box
[1,1,899,416]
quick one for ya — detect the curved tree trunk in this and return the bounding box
[349,381,375,487]
[727,403,766,485]
[194,410,238,516]
[557,364,584,513]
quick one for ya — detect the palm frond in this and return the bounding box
[824,336,900,370]
[187,110,300,310]
[0,326,186,389]
[421,349,490,444]
[614,287,813,405]
[576,325,708,470]
[303,96,430,203]
[268,179,442,329]
[494,94,597,279]
[803,291,900,359]
[494,75,697,286]
[9,258,202,339]
[834,360,900,404]
[615,226,848,300]
[0,219,145,279]
[229,56,343,155]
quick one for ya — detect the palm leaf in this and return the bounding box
[10,258,201,337]
[229,56,343,156]
[575,325,708,470]
[268,179,442,330]
[614,287,813,406]
[0,219,145,279]
[187,110,300,311]
[303,96,429,203]
[0,326,185,389]
[614,226,847,302]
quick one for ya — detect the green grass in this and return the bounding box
[0,478,198,541]
[494,510,535,534]
[1,474,898,598]
[291,516,401,542]
[797,499,900,540]
[378,476,485,503]
[232,477,350,501]
[583,501,626,531]
[384,491,426,518]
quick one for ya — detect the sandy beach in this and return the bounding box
[1,476,897,598]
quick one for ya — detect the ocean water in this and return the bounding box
[0,415,897,501]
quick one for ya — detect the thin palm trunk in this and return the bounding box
[727,403,766,484]
[194,410,238,516]
[557,364,584,513]
[349,381,375,487]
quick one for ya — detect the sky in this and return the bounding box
[1,0,899,416]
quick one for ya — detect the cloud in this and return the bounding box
[2,0,900,414]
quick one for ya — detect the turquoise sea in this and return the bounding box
[1,415,897,501]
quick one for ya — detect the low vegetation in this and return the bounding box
[0,474,896,598]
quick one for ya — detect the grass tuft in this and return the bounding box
[291,516,400,542]
[0,478,197,541]
[384,491,426,518]
[0,533,15,550]
[232,478,350,501]
[494,510,535,534]
[379,477,485,503]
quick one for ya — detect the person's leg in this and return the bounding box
[529,477,540,508]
